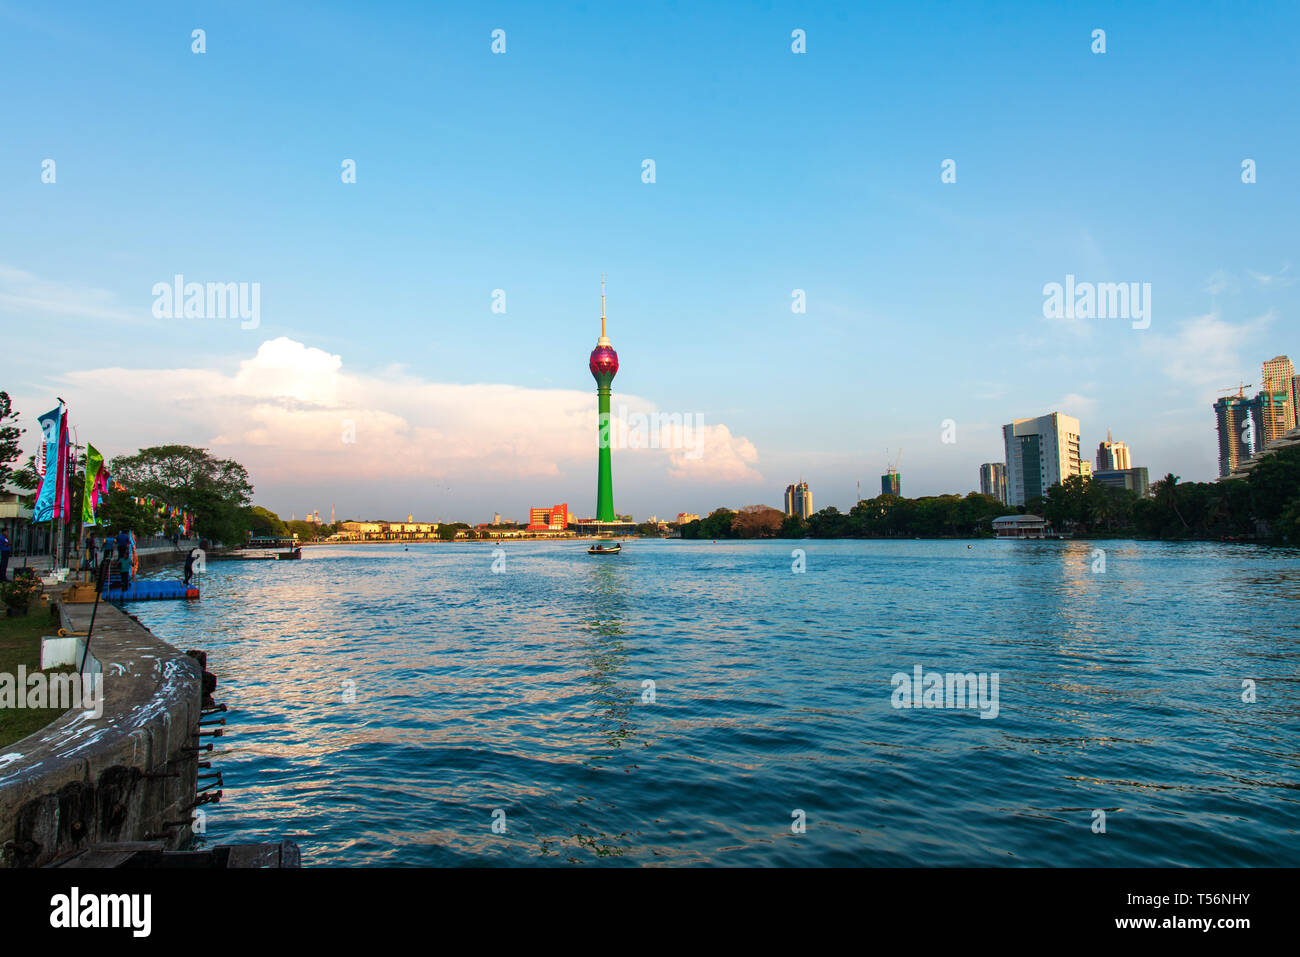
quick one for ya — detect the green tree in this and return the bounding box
[1153,473,1191,533]
[1248,444,1300,527]
[806,506,849,538]
[699,508,736,539]
[94,489,164,537]
[0,392,24,490]
[779,514,807,538]
[285,520,321,540]
[111,445,254,543]
[1276,495,1300,544]
[247,506,288,538]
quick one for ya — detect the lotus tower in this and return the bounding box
[589,279,619,522]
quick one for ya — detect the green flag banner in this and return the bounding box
[81,444,103,526]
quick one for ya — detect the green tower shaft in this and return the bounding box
[596,386,615,521]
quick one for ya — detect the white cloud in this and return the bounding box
[1057,393,1099,419]
[55,336,762,491]
[0,264,145,324]
[1247,264,1295,287]
[1140,310,1275,403]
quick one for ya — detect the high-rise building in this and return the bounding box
[1079,460,1092,479]
[881,469,901,497]
[1002,412,1082,506]
[979,462,1008,504]
[589,279,619,522]
[1095,430,1132,471]
[492,512,501,525]
[784,482,812,519]
[1214,393,1263,477]
[1261,356,1296,433]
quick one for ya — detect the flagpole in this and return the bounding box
[55,398,67,572]
[71,429,84,580]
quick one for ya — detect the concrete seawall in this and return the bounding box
[0,599,203,868]
[9,540,198,576]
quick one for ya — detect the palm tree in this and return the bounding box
[1155,473,1191,531]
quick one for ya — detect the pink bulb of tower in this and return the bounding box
[589,345,619,379]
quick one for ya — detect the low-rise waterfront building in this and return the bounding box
[569,517,636,536]
[335,520,439,541]
[992,514,1051,539]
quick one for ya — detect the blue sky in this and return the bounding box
[2,1,1297,522]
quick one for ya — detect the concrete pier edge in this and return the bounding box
[0,595,203,868]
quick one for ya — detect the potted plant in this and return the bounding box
[1,577,40,617]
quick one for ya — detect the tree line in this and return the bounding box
[679,445,1300,544]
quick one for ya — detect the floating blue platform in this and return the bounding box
[104,581,199,602]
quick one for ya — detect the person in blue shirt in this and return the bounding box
[116,528,132,588]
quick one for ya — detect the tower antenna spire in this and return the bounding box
[598,274,608,345]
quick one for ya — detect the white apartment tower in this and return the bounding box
[1002,412,1082,507]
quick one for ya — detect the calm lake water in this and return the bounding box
[131,539,1300,866]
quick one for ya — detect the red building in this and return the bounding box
[526,503,569,531]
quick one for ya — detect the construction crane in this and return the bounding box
[1217,383,1252,399]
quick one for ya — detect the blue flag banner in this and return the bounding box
[32,404,63,523]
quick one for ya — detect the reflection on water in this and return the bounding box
[130,539,1300,866]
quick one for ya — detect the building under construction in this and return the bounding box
[881,449,902,497]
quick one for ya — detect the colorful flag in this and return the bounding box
[81,444,104,526]
[32,404,63,522]
[54,411,70,522]
[94,466,109,515]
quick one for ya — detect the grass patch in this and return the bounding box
[0,602,69,749]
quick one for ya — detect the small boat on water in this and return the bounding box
[231,537,303,560]
[588,542,622,555]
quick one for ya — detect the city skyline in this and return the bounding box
[3,3,1297,520]
[10,346,1297,524]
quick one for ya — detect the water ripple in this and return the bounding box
[127,539,1300,866]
